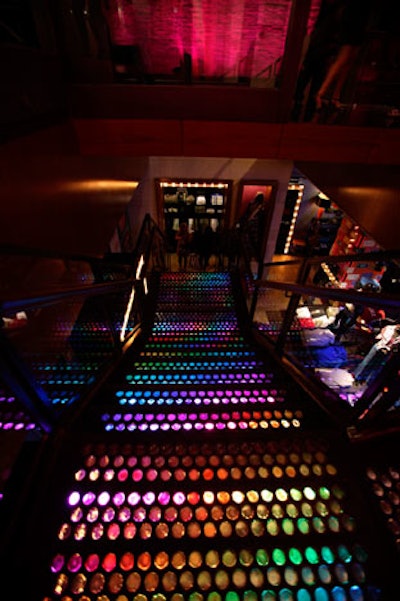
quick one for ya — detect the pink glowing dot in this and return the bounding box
[85,554,100,572]
[67,553,82,572]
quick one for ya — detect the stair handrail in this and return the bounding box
[0,213,166,431]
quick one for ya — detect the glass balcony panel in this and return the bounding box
[2,284,138,414]
[283,294,398,408]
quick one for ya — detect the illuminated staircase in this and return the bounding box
[5,272,396,600]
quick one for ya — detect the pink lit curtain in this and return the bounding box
[102,0,297,80]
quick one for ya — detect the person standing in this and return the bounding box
[175,222,190,271]
[353,323,400,383]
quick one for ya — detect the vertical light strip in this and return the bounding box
[136,254,145,280]
[284,184,304,254]
[120,285,136,342]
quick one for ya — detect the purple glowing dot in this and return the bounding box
[82,492,96,506]
[113,492,125,506]
[158,491,170,505]
[50,554,65,573]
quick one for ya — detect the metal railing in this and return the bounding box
[237,247,400,436]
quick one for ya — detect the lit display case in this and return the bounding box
[156,179,232,249]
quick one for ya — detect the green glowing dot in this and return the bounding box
[304,547,319,564]
[206,593,221,601]
[256,549,269,567]
[225,592,240,601]
[272,548,286,566]
[321,546,335,564]
[288,547,303,565]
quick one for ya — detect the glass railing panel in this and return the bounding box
[1,283,138,416]
[283,294,399,408]
[0,252,135,299]
[253,286,292,341]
